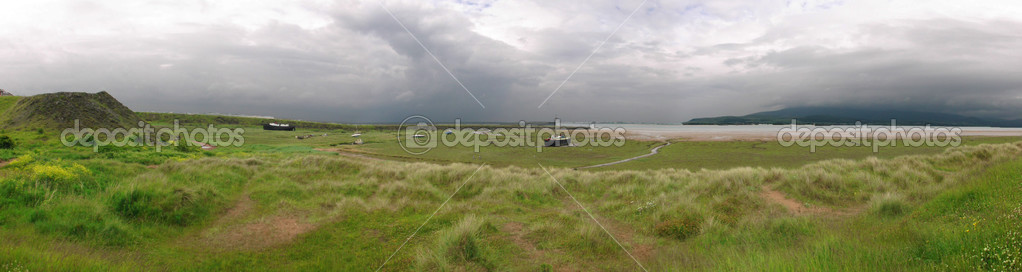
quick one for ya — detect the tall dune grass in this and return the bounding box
[1,141,1021,270]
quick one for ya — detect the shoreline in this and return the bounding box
[624,127,1022,141]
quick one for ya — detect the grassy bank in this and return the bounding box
[596,136,1022,171]
[1,134,1020,270]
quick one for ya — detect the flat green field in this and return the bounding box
[187,124,1022,171]
[1,119,1021,271]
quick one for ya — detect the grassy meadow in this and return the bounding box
[0,117,1021,271]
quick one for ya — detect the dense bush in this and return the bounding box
[0,135,14,149]
[173,142,202,153]
[31,163,90,184]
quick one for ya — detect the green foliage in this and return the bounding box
[870,193,909,217]
[30,201,134,246]
[0,135,14,149]
[415,215,497,271]
[0,118,1021,271]
[173,142,201,153]
[109,187,219,226]
[977,229,1021,271]
[0,177,45,208]
[138,112,358,131]
[655,211,703,241]
[0,91,142,130]
[31,162,90,185]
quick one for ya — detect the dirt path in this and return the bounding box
[0,159,9,168]
[179,195,317,251]
[575,142,670,170]
[760,186,861,216]
[314,148,384,161]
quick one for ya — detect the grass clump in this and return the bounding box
[415,215,497,271]
[109,187,219,226]
[30,199,135,246]
[870,193,909,217]
[655,211,703,241]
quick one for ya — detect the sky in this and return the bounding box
[1,0,1021,123]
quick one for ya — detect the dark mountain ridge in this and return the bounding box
[685,107,1022,127]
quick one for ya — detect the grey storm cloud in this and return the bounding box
[1,0,1021,123]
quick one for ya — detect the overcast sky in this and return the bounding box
[2,0,1021,123]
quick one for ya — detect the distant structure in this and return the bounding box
[263,122,296,131]
[0,89,12,96]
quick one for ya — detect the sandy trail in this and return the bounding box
[314,148,384,161]
[576,142,670,170]
[760,186,861,216]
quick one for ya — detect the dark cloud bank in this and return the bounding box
[2,1,1021,123]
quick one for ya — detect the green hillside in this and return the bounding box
[0,92,142,131]
[0,96,21,118]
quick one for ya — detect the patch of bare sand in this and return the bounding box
[190,195,318,251]
[216,216,316,249]
[501,221,576,272]
[760,186,861,216]
[597,216,654,262]
[502,222,542,258]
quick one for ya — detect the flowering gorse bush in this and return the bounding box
[31,163,88,182]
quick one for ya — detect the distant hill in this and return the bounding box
[137,112,361,130]
[0,91,143,130]
[685,107,1022,127]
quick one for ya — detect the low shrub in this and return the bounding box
[655,212,703,241]
[5,153,34,168]
[24,161,93,193]
[31,163,90,184]
[173,142,201,153]
[0,135,14,149]
[712,195,755,226]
